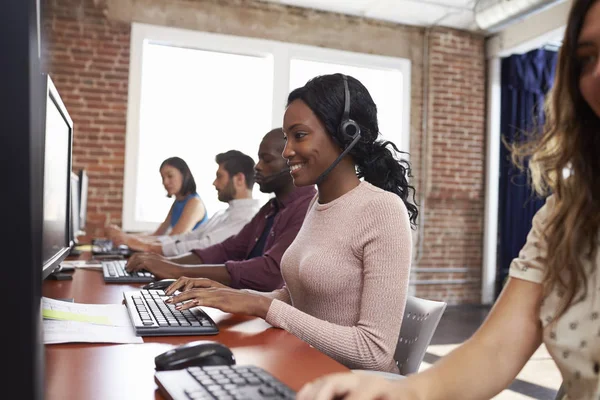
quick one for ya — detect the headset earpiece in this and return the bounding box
[337,75,361,143]
[315,75,362,186]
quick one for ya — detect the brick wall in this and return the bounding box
[43,0,130,240]
[414,30,486,304]
[43,0,487,304]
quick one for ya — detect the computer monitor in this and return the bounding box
[3,1,46,398]
[78,168,88,232]
[41,75,74,280]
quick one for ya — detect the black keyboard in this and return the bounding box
[102,259,154,283]
[155,365,296,400]
[123,289,219,336]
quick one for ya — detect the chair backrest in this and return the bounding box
[394,295,447,375]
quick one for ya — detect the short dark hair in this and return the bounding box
[159,157,196,197]
[215,150,256,189]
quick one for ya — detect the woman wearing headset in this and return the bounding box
[164,74,419,372]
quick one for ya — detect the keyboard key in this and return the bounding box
[259,386,277,396]
[232,377,246,385]
[247,377,261,385]
[215,377,231,384]
[204,366,230,371]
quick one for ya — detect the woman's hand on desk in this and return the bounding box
[297,372,414,400]
[165,283,273,319]
[125,253,182,279]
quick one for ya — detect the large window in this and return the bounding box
[123,23,411,231]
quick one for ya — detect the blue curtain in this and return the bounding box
[496,48,558,297]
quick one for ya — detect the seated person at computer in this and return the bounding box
[116,150,261,256]
[107,156,208,242]
[163,74,418,372]
[126,128,316,292]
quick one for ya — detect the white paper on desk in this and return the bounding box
[42,297,132,327]
[43,319,143,344]
[60,260,102,270]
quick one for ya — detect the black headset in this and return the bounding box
[337,75,362,145]
[315,75,362,185]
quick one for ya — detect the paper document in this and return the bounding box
[43,319,143,344]
[42,297,132,327]
[60,260,102,270]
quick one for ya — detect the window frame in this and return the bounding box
[124,22,411,231]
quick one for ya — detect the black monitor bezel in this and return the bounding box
[41,75,74,280]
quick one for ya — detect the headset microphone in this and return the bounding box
[315,75,362,186]
[260,168,291,183]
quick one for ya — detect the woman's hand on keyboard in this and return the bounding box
[165,277,227,295]
[165,287,274,319]
[297,372,411,400]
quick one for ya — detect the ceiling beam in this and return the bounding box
[486,0,571,58]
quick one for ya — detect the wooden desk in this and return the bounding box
[43,262,348,399]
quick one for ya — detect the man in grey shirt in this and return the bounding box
[117,150,261,256]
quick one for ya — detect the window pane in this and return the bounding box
[289,59,405,152]
[136,43,273,224]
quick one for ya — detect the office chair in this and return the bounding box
[354,296,447,380]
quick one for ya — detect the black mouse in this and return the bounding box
[142,278,176,290]
[155,340,236,371]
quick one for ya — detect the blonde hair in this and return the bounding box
[512,0,600,318]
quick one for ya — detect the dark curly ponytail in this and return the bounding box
[287,73,418,228]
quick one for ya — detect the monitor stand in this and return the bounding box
[47,271,73,281]
[47,265,73,281]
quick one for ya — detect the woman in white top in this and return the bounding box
[298,0,600,399]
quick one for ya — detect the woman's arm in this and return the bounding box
[243,287,291,304]
[397,277,543,400]
[165,278,292,305]
[150,204,174,236]
[169,197,206,235]
[122,235,162,252]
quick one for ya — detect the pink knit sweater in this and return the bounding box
[264,181,412,372]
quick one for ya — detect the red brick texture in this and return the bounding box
[414,30,486,304]
[43,0,130,240]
